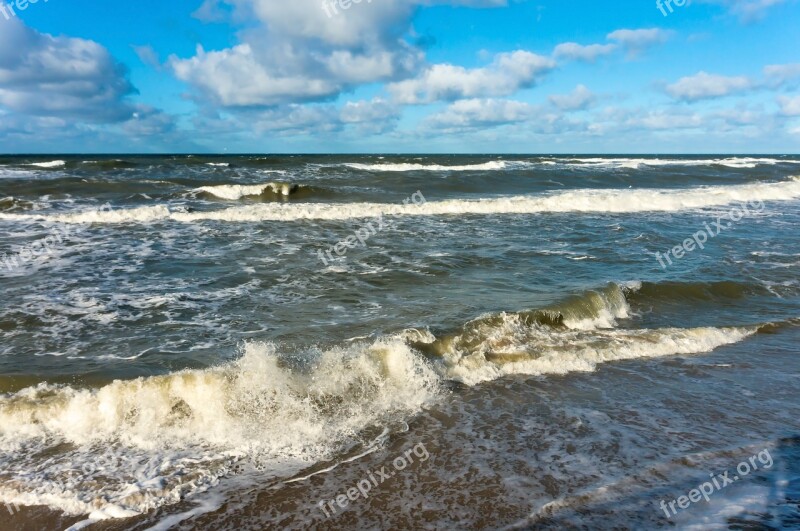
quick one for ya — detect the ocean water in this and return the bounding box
[0,155,799,530]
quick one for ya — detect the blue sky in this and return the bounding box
[0,0,798,153]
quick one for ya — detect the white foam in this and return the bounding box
[8,176,798,225]
[440,326,757,386]
[27,160,66,168]
[553,157,790,169]
[0,339,441,518]
[343,161,513,172]
[0,314,764,519]
[0,169,37,179]
[205,162,231,167]
[194,182,297,200]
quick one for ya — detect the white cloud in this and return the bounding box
[171,0,506,108]
[0,17,135,122]
[171,44,345,107]
[607,28,672,55]
[124,106,177,136]
[696,0,788,22]
[388,50,556,104]
[340,98,401,133]
[666,71,753,101]
[549,85,596,111]
[426,98,538,129]
[764,63,800,86]
[778,95,800,116]
[553,43,617,63]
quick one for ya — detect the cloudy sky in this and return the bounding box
[0,0,798,153]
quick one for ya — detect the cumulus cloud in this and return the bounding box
[388,50,556,104]
[549,85,596,111]
[764,63,800,86]
[0,17,136,122]
[607,28,672,55]
[553,43,617,63]
[340,98,401,133]
[666,71,753,101]
[426,98,538,129]
[188,97,401,139]
[171,0,506,108]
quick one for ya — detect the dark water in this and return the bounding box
[0,155,799,529]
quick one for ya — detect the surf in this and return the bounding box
[2,176,799,225]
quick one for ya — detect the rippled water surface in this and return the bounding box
[1,155,799,529]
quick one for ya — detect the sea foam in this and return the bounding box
[3,176,798,225]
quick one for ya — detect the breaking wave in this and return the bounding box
[408,282,763,385]
[4,176,798,225]
[25,160,66,169]
[0,279,791,521]
[0,340,441,521]
[343,161,516,172]
[552,157,791,170]
[339,158,796,172]
[193,182,306,201]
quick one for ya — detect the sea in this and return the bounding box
[0,155,799,530]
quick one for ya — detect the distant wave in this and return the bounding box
[26,160,66,168]
[8,176,798,225]
[551,157,790,169]
[80,159,138,170]
[343,161,516,172]
[339,158,794,172]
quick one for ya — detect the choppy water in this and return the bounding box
[0,155,799,529]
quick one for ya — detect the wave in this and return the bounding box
[80,159,138,170]
[0,280,789,520]
[0,340,441,520]
[339,158,795,172]
[407,281,765,385]
[25,160,66,169]
[5,176,798,225]
[0,196,36,212]
[551,157,792,169]
[193,182,303,201]
[628,280,769,303]
[343,161,516,172]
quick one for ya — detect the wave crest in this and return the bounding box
[6,177,797,225]
[0,339,440,518]
[193,182,303,201]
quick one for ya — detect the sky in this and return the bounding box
[0,0,798,153]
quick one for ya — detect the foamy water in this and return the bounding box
[0,155,799,528]
[1,176,797,225]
